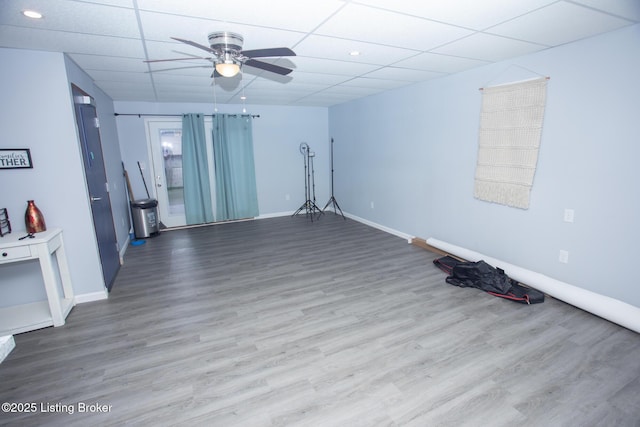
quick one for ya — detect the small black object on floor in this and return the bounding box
[434,256,545,304]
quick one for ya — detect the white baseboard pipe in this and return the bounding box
[427,237,640,334]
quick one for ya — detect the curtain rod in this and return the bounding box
[114,113,260,118]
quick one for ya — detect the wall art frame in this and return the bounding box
[0,149,33,169]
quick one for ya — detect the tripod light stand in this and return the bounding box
[292,142,323,221]
[323,137,345,219]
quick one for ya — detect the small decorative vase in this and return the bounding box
[25,200,46,233]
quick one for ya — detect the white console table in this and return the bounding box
[0,228,75,335]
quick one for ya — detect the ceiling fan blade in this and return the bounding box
[171,37,216,54]
[244,59,293,75]
[241,47,296,58]
[144,57,211,63]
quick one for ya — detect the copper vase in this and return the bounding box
[25,200,46,233]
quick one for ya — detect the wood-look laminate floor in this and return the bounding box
[1,215,639,426]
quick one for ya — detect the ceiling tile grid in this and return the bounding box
[0,0,637,107]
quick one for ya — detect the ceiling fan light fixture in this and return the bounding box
[216,61,240,77]
[157,32,295,79]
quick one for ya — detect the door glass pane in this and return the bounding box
[159,129,184,215]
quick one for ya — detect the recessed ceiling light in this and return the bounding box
[349,51,361,56]
[22,10,43,19]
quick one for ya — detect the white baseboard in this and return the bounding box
[0,335,15,363]
[119,233,131,264]
[74,289,108,304]
[260,209,415,243]
[427,237,640,334]
[258,211,295,219]
[343,212,415,242]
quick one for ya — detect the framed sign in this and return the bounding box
[0,149,33,169]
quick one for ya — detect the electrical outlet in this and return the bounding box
[370,201,374,209]
[285,194,290,201]
[564,208,574,223]
[559,250,569,263]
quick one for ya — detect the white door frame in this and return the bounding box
[145,117,216,228]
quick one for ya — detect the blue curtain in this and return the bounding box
[182,113,214,225]
[213,115,259,221]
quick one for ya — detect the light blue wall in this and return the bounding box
[3,25,637,313]
[114,102,330,218]
[0,48,111,306]
[329,25,640,307]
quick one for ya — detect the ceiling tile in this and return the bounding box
[95,81,156,100]
[143,39,214,63]
[363,67,444,81]
[0,0,139,38]
[136,0,345,32]
[338,76,413,89]
[227,90,312,106]
[88,70,150,83]
[315,3,473,51]
[294,91,358,106]
[0,25,144,57]
[352,0,557,30]
[321,85,383,98]
[155,92,220,103]
[433,32,546,62]
[96,80,154,89]
[488,1,635,46]
[146,64,214,80]
[287,72,352,86]
[294,35,418,65]
[68,54,149,72]
[244,78,321,91]
[393,52,490,73]
[290,57,381,76]
[570,0,640,21]
[148,73,214,86]
[71,0,134,7]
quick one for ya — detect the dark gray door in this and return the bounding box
[72,85,120,291]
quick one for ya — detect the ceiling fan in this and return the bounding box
[145,32,296,78]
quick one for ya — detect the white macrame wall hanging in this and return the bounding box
[474,77,548,209]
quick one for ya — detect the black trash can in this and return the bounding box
[130,199,159,239]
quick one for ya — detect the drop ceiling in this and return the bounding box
[1,0,638,107]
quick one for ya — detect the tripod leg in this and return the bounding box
[323,196,345,219]
[292,202,307,217]
[310,200,323,216]
[331,197,346,219]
